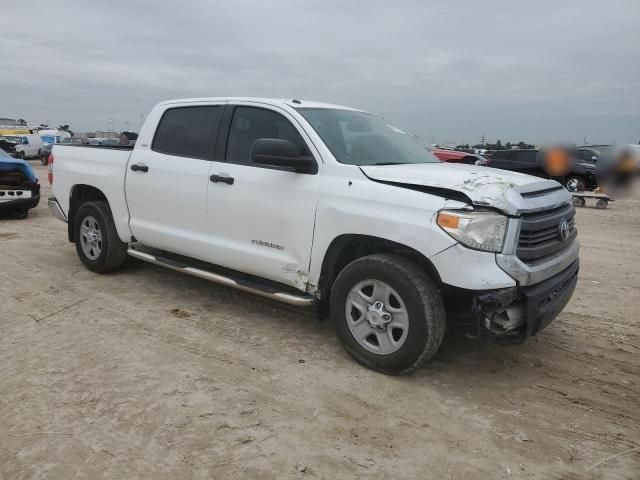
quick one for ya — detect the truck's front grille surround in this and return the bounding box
[517,203,576,262]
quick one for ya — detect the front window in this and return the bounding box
[296,108,439,166]
[226,106,310,165]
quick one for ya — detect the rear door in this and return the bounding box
[125,103,224,260]
[205,103,322,290]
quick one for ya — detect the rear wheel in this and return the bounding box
[330,254,446,375]
[596,199,608,209]
[572,197,586,207]
[74,201,128,273]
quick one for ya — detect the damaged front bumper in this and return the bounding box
[472,260,579,344]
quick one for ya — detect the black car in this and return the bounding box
[39,142,53,165]
[484,149,597,191]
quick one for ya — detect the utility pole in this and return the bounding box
[481,134,485,146]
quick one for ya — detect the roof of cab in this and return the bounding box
[157,97,362,111]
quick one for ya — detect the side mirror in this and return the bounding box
[251,138,316,174]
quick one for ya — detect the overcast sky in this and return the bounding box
[1,0,639,145]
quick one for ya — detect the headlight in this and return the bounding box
[437,210,507,252]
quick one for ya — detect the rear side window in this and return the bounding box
[226,107,309,165]
[152,106,221,159]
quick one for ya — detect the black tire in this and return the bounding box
[330,254,446,375]
[40,155,48,166]
[565,175,586,192]
[595,199,608,209]
[572,197,586,207]
[74,201,128,273]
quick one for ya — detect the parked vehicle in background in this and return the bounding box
[485,148,597,191]
[431,149,486,165]
[0,148,40,218]
[39,142,53,165]
[120,131,138,146]
[0,136,19,156]
[48,97,579,374]
[578,145,640,171]
[628,145,640,173]
[38,131,72,165]
[38,129,71,144]
[60,137,85,145]
[87,138,120,146]
[0,134,43,159]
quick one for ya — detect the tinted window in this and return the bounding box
[152,106,221,159]
[513,151,538,163]
[578,149,598,163]
[226,107,308,164]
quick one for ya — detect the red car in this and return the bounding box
[431,149,485,165]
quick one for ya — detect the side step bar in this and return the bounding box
[127,249,316,307]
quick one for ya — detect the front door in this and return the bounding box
[125,104,223,260]
[205,104,321,290]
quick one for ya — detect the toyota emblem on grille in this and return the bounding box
[559,219,570,240]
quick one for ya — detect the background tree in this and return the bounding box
[518,141,534,149]
[17,119,27,126]
[58,124,74,136]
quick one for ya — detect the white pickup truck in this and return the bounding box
[48,97,579,374]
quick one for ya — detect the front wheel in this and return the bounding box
[74,201,128,273]
[330,254,446,375]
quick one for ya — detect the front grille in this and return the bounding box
[517,204,576,262]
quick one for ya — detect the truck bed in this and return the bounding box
[52,144,134,238]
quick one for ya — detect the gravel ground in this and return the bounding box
[1,163,638,479]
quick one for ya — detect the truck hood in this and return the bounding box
[360,163,570,215]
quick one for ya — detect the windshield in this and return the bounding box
[296,108,439,166]
[1,136,20,143]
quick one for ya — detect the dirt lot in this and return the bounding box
[1,163,638,479]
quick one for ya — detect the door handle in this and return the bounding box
[210,174,234,185]
[130,163,149,173]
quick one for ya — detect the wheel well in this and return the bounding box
[318,234,442,299]
[67,185,108,242]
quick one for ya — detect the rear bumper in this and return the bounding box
[473,260,579,344]
[0,193,40,212]
[48,196,68,222]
